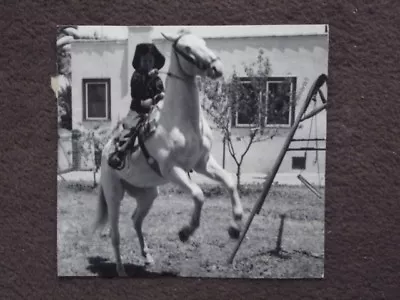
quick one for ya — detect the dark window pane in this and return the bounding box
[87,83,107,119]
[292,156,306,170]
[267,81,291,125]
[237,82,258,125]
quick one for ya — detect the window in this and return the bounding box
[292,156,306,170]
[236,81,259,126]
[265,77,296,127]
[82,78,111,121]
[232,78,264,127]
[230,76,297,129]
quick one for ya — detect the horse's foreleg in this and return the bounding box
[131,187,158,265]
[194,154,244,239]
[167,166,205,242]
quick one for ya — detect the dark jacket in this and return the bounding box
[130,70,165,114]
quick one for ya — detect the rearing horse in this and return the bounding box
[93,30,244,276]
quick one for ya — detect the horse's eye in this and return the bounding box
[185,46,191,52]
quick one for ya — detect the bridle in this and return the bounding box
[160,33,221,82]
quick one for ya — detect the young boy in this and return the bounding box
[108,43,166,170]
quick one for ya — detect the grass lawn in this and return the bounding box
[57,181,325,278]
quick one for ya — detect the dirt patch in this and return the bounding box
[57,181,324,278]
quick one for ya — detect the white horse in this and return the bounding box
[92,29,244,276]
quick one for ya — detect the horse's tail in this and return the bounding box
[92,185,108,235]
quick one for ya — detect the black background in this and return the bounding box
[1,1,399,299]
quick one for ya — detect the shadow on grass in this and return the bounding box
[86,256,179,278]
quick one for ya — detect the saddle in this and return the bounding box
[107,104,162,176]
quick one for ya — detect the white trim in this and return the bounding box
[150,25,328,41]
[71,39,128,44]
[70,25,328,43]
[67,25,329,57]
[84,81,109,121]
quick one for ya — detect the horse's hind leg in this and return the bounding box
[101,173,126,276]
[132,187,158,265]
[194,154,244,239]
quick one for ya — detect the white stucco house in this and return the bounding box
[64,25,329,185]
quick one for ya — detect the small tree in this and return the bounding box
[70,120,122,184]
[54,26,78,130]
[54,26,100,130]
[200,49,293,189]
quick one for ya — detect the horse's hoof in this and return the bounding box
[145,254,155,266]
[228,226,241,239]
[179,227,191,242]
[100,229,110,238]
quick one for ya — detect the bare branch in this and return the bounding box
[239,128,259,165]
[226,135,240,166]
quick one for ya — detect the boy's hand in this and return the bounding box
[141,98,153,108]
[148,69,159,78]
[153,93,165,104]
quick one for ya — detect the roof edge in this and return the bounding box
[70,39,128,44]
[150,24,329,40]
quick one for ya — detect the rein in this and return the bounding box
[159,33,220,82]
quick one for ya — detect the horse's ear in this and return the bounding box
[161,32,179,42]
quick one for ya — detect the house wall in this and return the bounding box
[70,40,130,131]
[69,29,328,183]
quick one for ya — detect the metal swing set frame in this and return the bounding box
[228,73,329,264]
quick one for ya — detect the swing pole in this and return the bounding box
[227,74,328,265]
[297,174,322,199]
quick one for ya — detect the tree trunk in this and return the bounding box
[222,136,226,168]
[236,163,242,190]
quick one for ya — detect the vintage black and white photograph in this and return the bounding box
[55,25,329,278]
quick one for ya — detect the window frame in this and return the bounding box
[232,77,265,128]
[264,76,297,129]
[82,78,111,121]
[231,76,297,129]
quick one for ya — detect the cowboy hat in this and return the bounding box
[131,43,165,70]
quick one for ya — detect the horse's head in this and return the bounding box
[161,29,223,80]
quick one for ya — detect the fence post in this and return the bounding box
[71,129,81,171]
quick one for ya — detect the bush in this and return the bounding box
[72,123,119,171]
